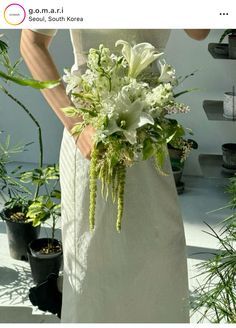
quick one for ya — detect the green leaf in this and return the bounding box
[50,190,61,199]
[61,106,79,117]
[143,138,155,160]
[0,70,60,89]
[155,144,168,176]
[26,217,41,227]
[173,88,199,98]
[77,107,97,117]
[0,40,8,53]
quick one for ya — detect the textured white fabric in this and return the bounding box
[50,29,189,323]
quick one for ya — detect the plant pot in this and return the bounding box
[223,92,236,119]
[172,166,183,186]
[222,143,236,169]
[28,238,63,284]
[0,209,40,261]
[168,147,183,171]
[228,35,236,59]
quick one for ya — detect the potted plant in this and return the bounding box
[0,35,59,260]
[167,119,198,193]
[23,165,63,284]
[0,132,40,261]
[219,29,236,59]
[191,176,236,323]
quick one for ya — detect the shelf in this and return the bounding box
[199,154,236,178]
[203,100,236,121]
[208,43,229,59]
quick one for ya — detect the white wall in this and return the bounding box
[1,29,235,175]
[165,29,236,175]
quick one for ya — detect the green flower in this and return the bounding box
[116,40,162,78]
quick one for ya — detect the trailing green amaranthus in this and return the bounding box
[62,40,193,232]
[89,147,99,231]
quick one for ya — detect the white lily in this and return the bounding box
[63,69,82,94]
[116,40,163,78]
[158,60,177,84]
[104,91,154,144]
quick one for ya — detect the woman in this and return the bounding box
[20,29,209,323]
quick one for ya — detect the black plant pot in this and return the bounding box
[228,35,236,59]
[172,167,183,186]
[222,143,236,169]
[172,166,185,195]
[0,210,40,261]
[28,238,63,284]
[168,147,182,162]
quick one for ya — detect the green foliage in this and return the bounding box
[167,119,198,163]
[0,35,61,249]
[21,165,61,223]
[0,35,60,89]
[192,176,236,323]
[4,196,31,216]
[0,132,31,199]
[219,29,236,43]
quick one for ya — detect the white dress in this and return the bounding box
[34,29,189,323]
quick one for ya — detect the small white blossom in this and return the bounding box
[63,69,82,95]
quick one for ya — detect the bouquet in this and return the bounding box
[62,40,191,232]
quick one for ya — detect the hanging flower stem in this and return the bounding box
[89,147,99,231]
[116,164,126,232]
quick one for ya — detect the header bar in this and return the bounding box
[0,0,235,29]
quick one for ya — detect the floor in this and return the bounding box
[0,165,233,323]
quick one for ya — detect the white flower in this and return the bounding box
[116,40,163,78]
[146,83,174,108]
[103,89,154,144]
[63,69,81,94]
[158,60,176,84]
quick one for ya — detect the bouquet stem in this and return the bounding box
[116,165,126,232]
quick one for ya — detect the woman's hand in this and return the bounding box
[74,125,96,160]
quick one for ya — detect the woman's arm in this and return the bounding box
[184,29,210,40]
[20,29,78,131]
[20,30,94,159]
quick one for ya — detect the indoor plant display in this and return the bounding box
[219,29,236,59]
[62,40,194,232]
[0,35,60,260]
